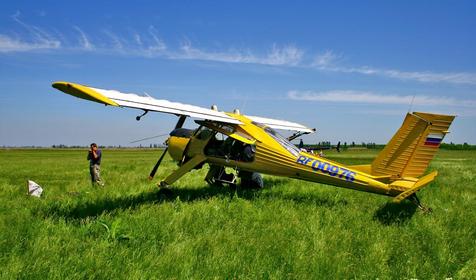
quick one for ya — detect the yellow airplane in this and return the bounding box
[52,81,455,210]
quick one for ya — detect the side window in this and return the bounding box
[195,127,214,140]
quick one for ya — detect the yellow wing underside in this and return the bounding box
[52,81,119,106]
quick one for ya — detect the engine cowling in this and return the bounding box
[167,128,194,161]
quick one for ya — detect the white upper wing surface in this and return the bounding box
[92,87,245,124]
[52,82,314,132]
[245,115,315,133]
[90,87,243,124]
[52,82,241,124]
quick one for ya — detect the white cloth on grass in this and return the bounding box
[28,180,43,197]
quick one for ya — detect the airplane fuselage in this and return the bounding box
[167,113,398,197]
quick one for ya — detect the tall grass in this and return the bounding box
[0,148,474,279]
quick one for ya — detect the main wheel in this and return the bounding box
[239,171,263,189]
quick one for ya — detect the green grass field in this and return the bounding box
[0,148,475,279]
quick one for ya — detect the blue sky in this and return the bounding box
[0,1,475,146]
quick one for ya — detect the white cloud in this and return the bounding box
[102,30,124,50]
[262,44,303,66]
[326,66,476,85]
[313,51,476,85]
[147,26,167,52]
[173,40,302,66]
[133,32,143,46]
[312,50,340,67]
[73,26,93,50]
[2,16,476,85]
[0,34,60,52]
[0,12,61,52]
[287,89,476,108]
[176,40,255,63]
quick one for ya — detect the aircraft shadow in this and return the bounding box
[41,185,230,221]
[373,201,418,225]
[41,178,347,221]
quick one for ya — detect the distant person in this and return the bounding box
[299,139,304,149]
[87,143,104,186]
[318,149,324,157]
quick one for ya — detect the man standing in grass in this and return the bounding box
[87,143,104,186]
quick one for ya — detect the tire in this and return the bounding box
[240,171,263,189]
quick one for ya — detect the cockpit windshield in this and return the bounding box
[252,122,301,157]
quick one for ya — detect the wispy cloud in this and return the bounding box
[263,44,303,66]
[102,29,124,51]
[0,12,60,52]
[0,34,59,52]
[313,50,476,85]
[73,26,93,50]
[312,50,341,67]
[287,89,476,108]
[2,15,476,85]
[166,40,303,66]
[175,40,255,63]
[147,26,167,52]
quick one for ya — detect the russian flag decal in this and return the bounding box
[424,133,444,147]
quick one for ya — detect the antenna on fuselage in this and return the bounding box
[408,94,416,113]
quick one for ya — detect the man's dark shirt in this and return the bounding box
[87,149,102,165]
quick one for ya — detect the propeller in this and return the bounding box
[148,146,168,180]
[148,115,187,180]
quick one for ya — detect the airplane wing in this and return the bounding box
[245,115,315,133]
[52,81,242,124]
[52,81,314,132]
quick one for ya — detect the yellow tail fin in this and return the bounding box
[371,112,455,178]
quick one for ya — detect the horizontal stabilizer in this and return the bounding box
[392,171,438,203]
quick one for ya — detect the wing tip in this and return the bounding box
[51,81,119,106]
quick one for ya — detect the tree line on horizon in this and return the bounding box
[1,142,475,150]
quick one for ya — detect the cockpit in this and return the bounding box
[252,121,301,157]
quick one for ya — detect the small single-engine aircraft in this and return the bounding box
[52,81,455,210]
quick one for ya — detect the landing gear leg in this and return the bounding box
[408,194,432,213]
[158,155,206,187]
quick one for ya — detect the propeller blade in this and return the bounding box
[148,115,187,180]
[148,147,168,180]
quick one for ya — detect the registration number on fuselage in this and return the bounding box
[296,155,356,182]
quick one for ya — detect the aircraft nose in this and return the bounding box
[167,133,192,162]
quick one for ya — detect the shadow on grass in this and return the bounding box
[40,184,229,221]
[373,201,417,225]
[40,177,347,221]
